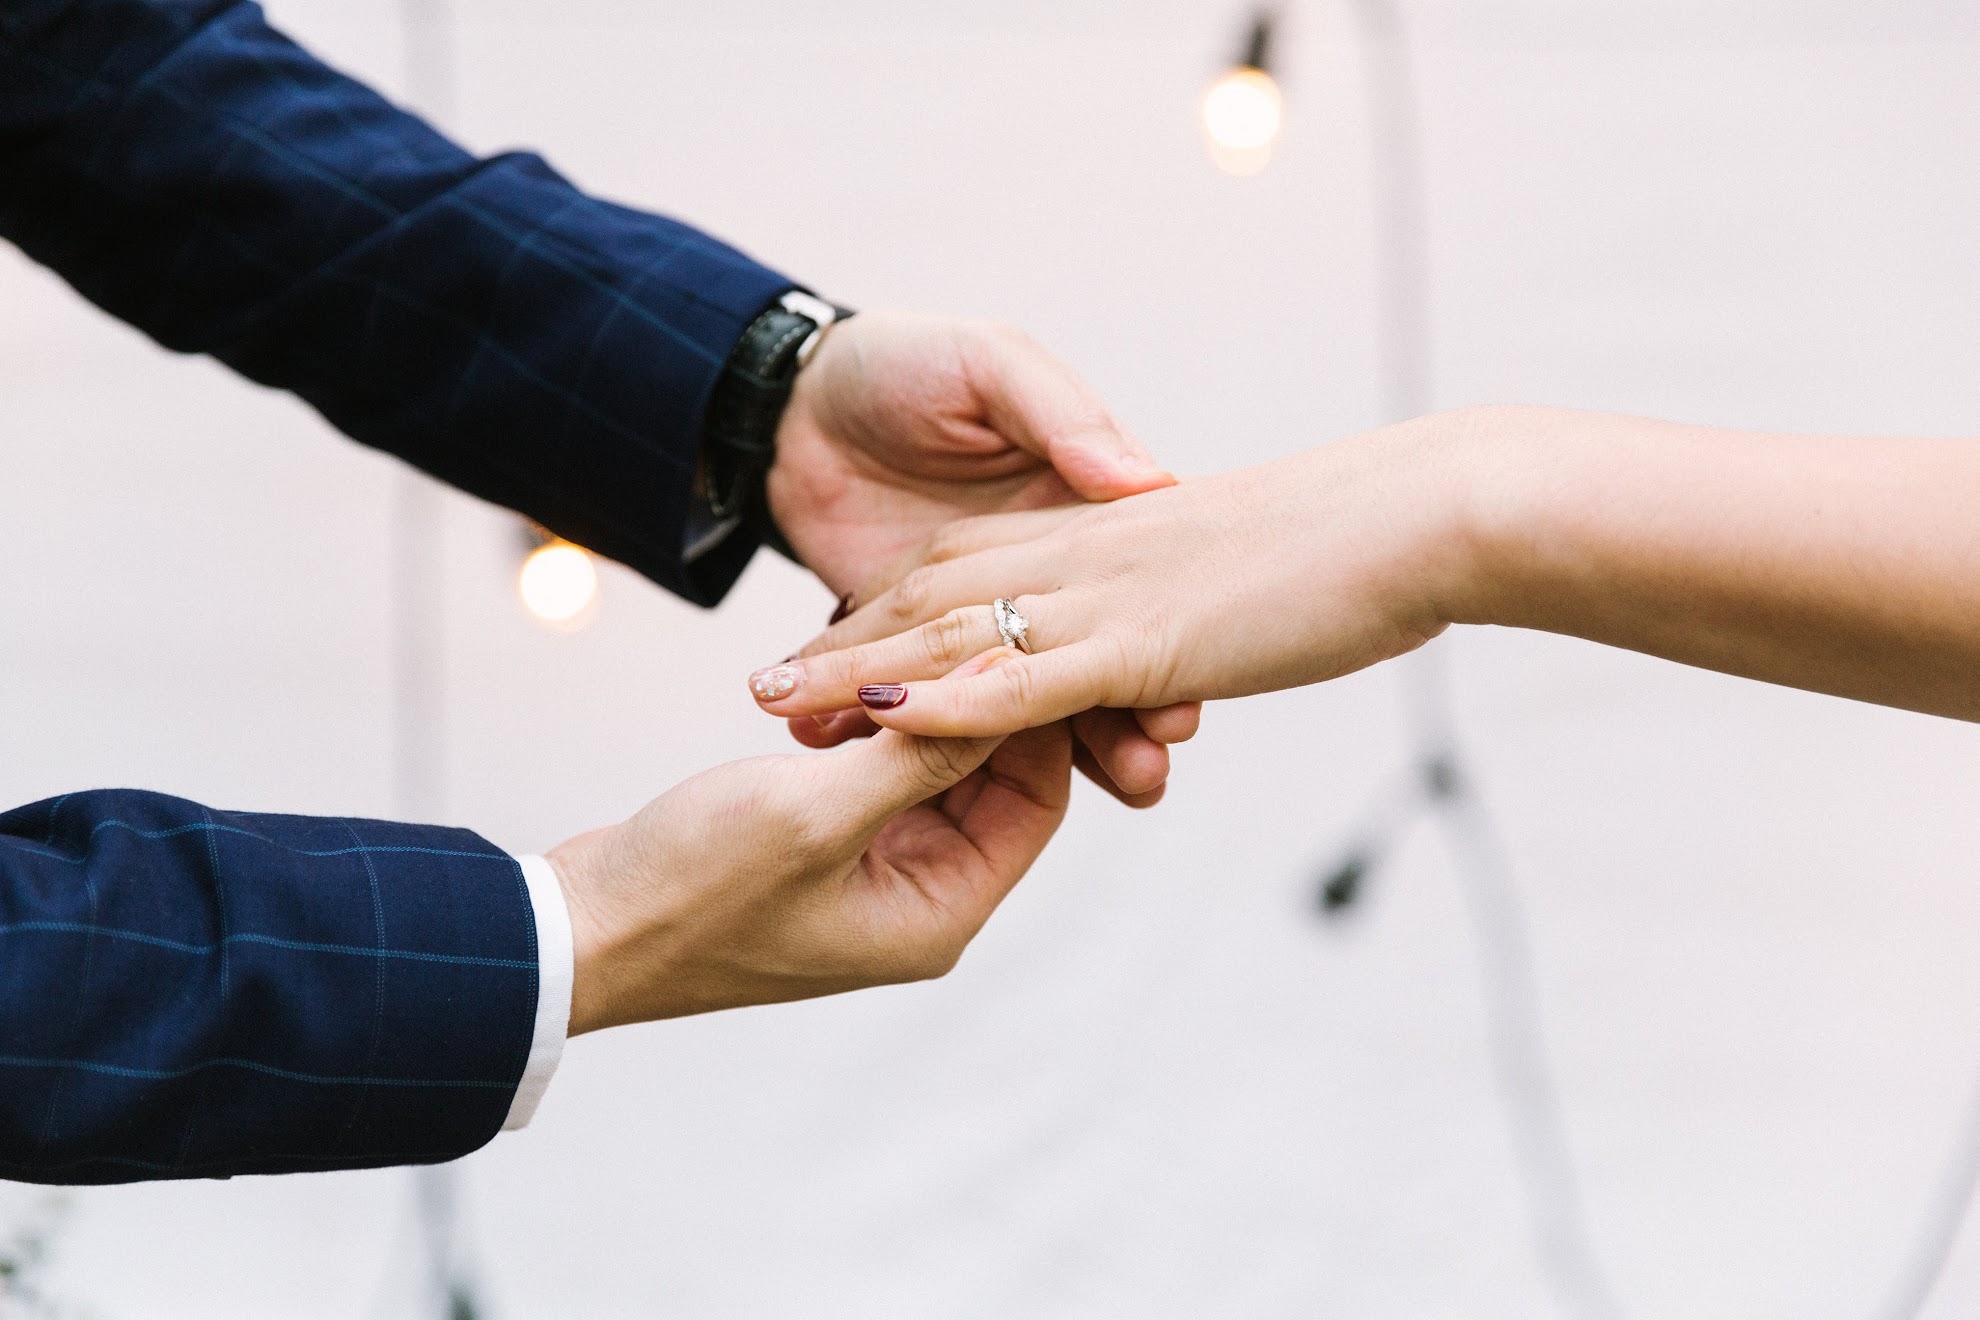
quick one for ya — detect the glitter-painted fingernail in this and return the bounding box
[749,664,803,702]
[858,685,908,711]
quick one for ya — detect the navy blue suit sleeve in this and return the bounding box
[0,0,796,604]
[0,790,539,1184]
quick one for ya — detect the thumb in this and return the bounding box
[838,729,1004,830]
[830,648,1027,826]
[968,325,1176,502]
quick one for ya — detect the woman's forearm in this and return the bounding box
[754,405,1980,736]
[1447,406,1980,721]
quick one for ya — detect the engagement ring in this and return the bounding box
[993,598,1032,653]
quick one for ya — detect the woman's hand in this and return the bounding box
[767,310,1186,806]
[745,417,1475,737]
[550,655,1074,1035]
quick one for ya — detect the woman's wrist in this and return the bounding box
[1289,407,1516,641]
[1414,403,1565,633]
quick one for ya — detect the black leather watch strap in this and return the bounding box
[702,295,853,563]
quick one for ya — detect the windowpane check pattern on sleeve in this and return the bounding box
[0,791,540,1184]
[0,0,797,606]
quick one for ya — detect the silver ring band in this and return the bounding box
[993,598,1032,654]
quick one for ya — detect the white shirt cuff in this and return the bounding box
[502,854,574,1131]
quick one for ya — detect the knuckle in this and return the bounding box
[994,658,1040,718]
[922,610,974,668]
[908,735,978,790]
[804,647,847,690]
[1123,626,1182,709]
[887,567,936,623]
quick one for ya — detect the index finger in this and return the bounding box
[799,542,1047,658]
[852,640,1122,739]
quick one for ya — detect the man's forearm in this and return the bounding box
[0,0,793,604]
[1451,405,1980,721]
[0,791,546,1183]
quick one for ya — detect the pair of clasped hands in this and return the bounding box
[548,307,1434,1039]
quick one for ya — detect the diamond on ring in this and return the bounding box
[993,598,1032,653]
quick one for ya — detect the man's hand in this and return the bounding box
[762,310,1198,807]
[767,310,1172,598]
[549,654,1073,1034]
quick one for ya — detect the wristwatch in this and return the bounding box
[697,289,852,563]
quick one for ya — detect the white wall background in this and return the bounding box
[3,2,1980,1316]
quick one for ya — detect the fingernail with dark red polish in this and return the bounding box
[858,685,908,711]
[829,593,856,626]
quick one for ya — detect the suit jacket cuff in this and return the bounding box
[502,855,573,1131]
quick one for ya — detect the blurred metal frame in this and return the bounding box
[394,3,484,1318]
[1292,2,1629,1313]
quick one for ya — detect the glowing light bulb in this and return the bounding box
[519,540,599,629]
[1203,66,1283,174]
